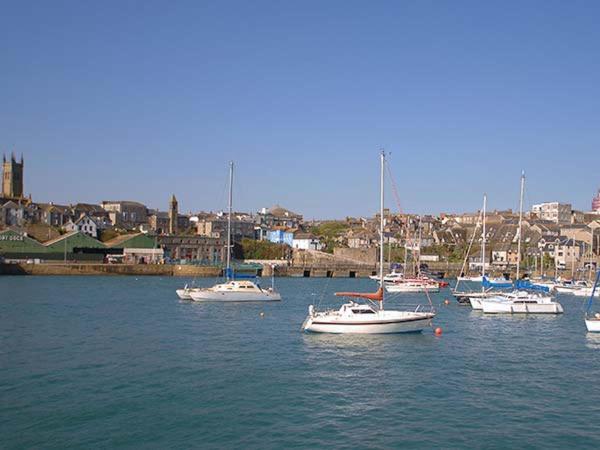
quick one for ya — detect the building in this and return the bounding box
[266,229,294,246]
[555,237,582,269]
[2,153,24,199]
[64,214,99,238]
[104,233,162,263]
[292,232,323,251]
[196,213,255,241]
[158,235,225,263]
[148,211,169,234]
[531,202,572,224]
[101,200,148,228]
[169,195,178,235]
[37,203,70,227]
[593,189,600,212]
[0,200,26,227]
[257,205,303,230]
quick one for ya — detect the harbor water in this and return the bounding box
[2,276,600,449]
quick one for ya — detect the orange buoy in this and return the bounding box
[434,327,443,336]
[444,299,450,305]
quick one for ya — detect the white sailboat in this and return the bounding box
[369,269,404,283]
[452,194,498,308]
[189,162,281,302]
[385,277,440,293]
[302,151,435,334]
[480,171,563,315]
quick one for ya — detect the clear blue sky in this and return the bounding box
[1,1,599,218]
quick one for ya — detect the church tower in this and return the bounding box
[2,153,24,199]
[169,194,178,235]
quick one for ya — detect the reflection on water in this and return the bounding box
[585,332,600,349]
[302,331,433,351]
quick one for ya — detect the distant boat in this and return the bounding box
[189,279,281,302]
[185,162,282,303]
[480,172,562,315]
[385,277,440,293]
[302,152,435,334]
[369,269,404,283]
[481,290,564,314]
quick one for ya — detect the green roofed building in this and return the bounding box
[0,229,47,259]
[43,231,106,253]
[104,233,156,249]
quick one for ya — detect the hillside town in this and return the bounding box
[1,153,600,275]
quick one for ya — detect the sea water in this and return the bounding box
[2,276,600,449]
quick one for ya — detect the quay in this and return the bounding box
[1,260,527,279]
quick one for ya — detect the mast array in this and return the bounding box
[516,171,525,280]
[380,150,385,310]
[226,161,233,281]
[481,193,487,292]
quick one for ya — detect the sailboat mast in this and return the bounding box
[591,228,595,280]
[226,161,233,280]
[482,194,487,292]
[516,171,525,280]
[380,150,385,310]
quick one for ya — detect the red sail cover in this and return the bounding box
[334,287,383,301]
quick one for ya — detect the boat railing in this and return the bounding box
[400,304,436,314]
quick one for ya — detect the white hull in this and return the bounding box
[457,276,483,282]
[481,298,563,314]
[470,298,484,310]
[585,318,600,332]
[555,286,577,294]
[386,284,440,293]
[303,311,434,334]
[190,290,281,302]
[572,288,600,297]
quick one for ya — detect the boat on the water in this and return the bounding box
[554,280,590,294]
[480,172,562,315]
[302,151,435,334]
[481,291,563,314]
[385,277,440,293]
[184,162,282,303]
[369,269,404,283]
[189,279,281,302]
[573,287,600,298]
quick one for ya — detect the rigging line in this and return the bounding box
[455,210,483,291]
[316,256,336,310]
[386,159,412,272]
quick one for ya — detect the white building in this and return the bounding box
[531,202,572,224]
[554,238,582,269]
[65,214,99,238]
[292,232,323,251]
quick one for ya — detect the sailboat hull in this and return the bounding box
[189,290,281,302]
[585,318,600,332]
[469,298,484,310]
[303,312,434,334]
[481,299,563,314]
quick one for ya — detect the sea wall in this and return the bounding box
[0,263,221,277]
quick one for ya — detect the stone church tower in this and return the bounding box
[2,153,24,199]
[169,194,178,235]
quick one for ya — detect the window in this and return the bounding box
[351,309,375,314]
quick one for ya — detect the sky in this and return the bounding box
[1,1,599,219]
